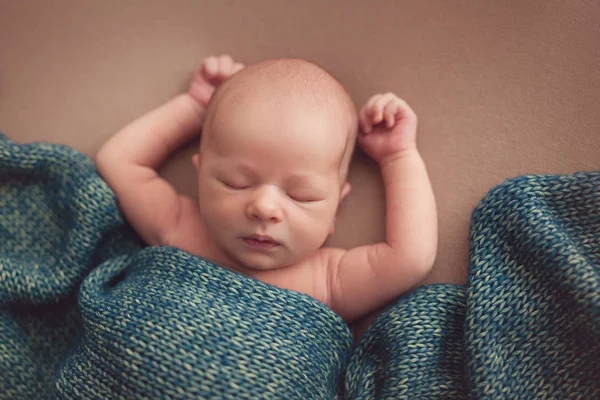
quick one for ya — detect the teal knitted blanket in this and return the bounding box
[1,133,598,399]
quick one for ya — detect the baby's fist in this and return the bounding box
[188,55,244,108]
[358,93,418,164]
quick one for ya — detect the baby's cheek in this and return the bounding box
[201,203,236,240]
[294,209,332,248]
[213,195,243,224]
[199,187,228,215]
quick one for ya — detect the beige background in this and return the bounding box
[1,0,599,286]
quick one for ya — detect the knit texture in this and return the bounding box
[2,132,600,399]
[344,285,468,399]
[466,173,600,399]
[345,171,600,399]
[0,134,352,399]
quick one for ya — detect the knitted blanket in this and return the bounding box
[1,132,599,399]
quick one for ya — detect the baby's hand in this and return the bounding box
[188,55,244,108]
[358,93,418,164]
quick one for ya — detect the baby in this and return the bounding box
[96,55,437,322]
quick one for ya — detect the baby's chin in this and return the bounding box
[234,252,301,272]
[239,257,293,272]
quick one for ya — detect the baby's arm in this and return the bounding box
[326,94,437,322]
[96,55,243,246]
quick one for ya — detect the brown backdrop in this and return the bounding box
[1,0,599,286]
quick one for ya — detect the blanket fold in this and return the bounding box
[1,132,599,399]
[57,247,352,399]
[0,134,352,399]
[344,171,600,399]
[465,173,600,399]
[344,285,467,399]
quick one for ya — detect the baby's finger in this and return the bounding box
[365,94,382,122]
[202,56,219,78]
[383,101,398,128]
[366,94,382,111]
[231,62,245,74]
[393,97,417,123]
[359,106,372,133]
[373,93,397,116]
[217,55,234,78]
[371,93,396,125]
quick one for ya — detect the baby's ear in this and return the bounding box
[192,154,200,171]
[339,182,352,203]
[329,182,352,235]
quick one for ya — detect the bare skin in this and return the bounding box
[96,55,437,323]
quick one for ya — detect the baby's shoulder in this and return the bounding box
[163,198,211,255]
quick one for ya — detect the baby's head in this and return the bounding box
[193,58,357,271]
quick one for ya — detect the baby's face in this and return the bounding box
[196,96,348,271]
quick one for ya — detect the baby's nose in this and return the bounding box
[247,186,283,223]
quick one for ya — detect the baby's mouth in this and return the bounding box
[242,234,281,249]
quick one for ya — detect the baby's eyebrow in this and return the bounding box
[230,163,256,176]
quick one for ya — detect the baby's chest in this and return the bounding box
[256,254,330,305]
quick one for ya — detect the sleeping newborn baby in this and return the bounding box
[96,55,437,322]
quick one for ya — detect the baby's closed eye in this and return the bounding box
[288,193,321,203]
[218,178,250,190]
[286,188,327,203]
